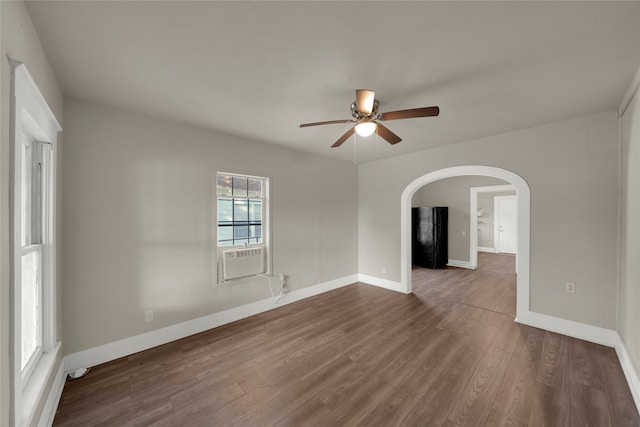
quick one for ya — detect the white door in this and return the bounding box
[495,196,517,254]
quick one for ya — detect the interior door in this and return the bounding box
[495,196,517,254]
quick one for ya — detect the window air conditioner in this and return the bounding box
[222,247,265,280]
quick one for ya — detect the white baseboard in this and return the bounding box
[515,310,639,415]
[358,274,406,294]
[614,333,640,415]
[515,310,618,347]
[447,259,475,270]
[57,275,640,419]
[38,360,65,427]
[477,246,497,253]
[64,274,358,373]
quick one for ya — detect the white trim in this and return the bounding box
[54,274,640,419]
[64,274,358,372]
[470,184,516,268]
[10,59,62,427]
[358,274,406,294]
[37,359,64,427]
[446,260,475,270]
[400,166,530,321]
[10,60,61,139]
[514,308,640,416]
[477,246,497,253]
[616,58,640,417]
[614,334,640,414]
[19,343,61,427]
[515,311,617,347]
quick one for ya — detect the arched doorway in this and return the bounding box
[400,166,530,319]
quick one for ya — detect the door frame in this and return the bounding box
[400,165,530,319]
[469,184,515,268]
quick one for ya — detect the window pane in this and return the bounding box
[217,174,232,197]
[218,198,233,224]
[21,251,40,370]
[22,139,33,247]
[234,225,249,241]
[218,226,233,243]
[232,177,248,197]
[248,178,262,198]
[249,200,262,222]
[249,225,262,239]
[233,199,248,223]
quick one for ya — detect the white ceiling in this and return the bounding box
[25,1,640,163]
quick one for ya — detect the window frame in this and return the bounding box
[19,133,50,384]
[215,172,270,283]
[10,60,61,427]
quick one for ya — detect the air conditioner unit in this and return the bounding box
[222,247,265,280]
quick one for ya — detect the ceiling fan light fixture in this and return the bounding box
[355,121,377,137]
[299,89,439,148]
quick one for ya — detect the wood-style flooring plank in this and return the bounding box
[596,347,640,426]
[53,253,640,426]
[445,345,510,426]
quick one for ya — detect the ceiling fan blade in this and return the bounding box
[331,127,355,148]
[376,123,402,145]
[300,119,353,128]
[356,89,376,115]
[379,106,440,121]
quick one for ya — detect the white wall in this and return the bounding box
[620,76,640,377]
[61,99,358,354]
[411,176,508,262]
[1,1,64,425]
[359,111,620,329]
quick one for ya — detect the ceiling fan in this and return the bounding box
[300,89,439,148]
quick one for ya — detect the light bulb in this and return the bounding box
[355,121,377,137]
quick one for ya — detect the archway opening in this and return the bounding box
[400,166,530,320]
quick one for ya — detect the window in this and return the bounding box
[217,173,266,247]
[20,134,47,378]
[11,60,61,427]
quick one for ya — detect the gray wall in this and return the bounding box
[1,1,65,425]
[359,111,620,329]
[411,176,508,262]
[620,81,640,376]
[61,99,358,354]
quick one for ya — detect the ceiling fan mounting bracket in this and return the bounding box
[351,99,379,119]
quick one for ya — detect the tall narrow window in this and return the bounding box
[11,60,61,427]
[19,135,49,379]
[217,173,266,247]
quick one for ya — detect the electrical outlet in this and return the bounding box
[565,282,576,294]
[144,310,154,323]
[381,266,386,274]
[461,230,466,236]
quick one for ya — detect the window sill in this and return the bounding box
[20,341,61,426]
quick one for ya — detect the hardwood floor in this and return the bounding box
[54,255,639,426]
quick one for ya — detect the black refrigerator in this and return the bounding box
[412,207,448,269]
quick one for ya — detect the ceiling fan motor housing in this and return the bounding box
[351,99,379,119]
